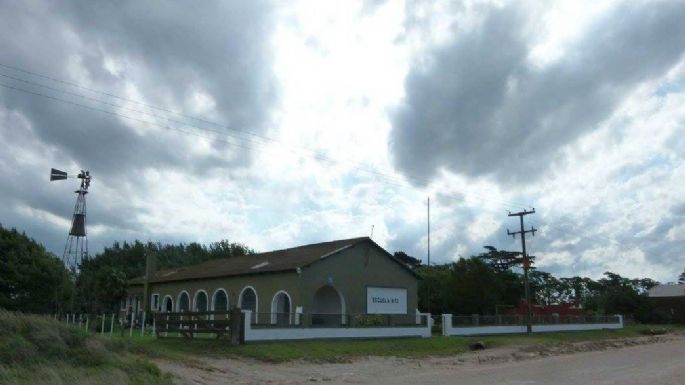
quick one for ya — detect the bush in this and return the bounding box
[0,310,172,385]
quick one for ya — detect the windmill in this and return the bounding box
[50,168,92,268]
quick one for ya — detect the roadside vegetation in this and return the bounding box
[118,323,685,363]
[0,310,172,385]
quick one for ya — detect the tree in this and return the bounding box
[679,269,685,284]
[477,246,522,272]
[415,264,451,314]
[74,239,253,313]
[0,224,72,313]
[393,251,422,268]
[447,258,506,314]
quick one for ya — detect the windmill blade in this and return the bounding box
[50,168,68,181]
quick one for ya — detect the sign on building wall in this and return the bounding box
[366,287,407,314]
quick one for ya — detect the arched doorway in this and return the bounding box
[312,285,345,326]
[271,291,291,325]
[239,286,258,323]
[194,290,208,312]
[177,291,190,312]
[212,289,229,312]
[162,296,173,312]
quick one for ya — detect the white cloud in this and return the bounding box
[1,0,684,284]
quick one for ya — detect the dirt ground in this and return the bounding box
[157,334,685,385]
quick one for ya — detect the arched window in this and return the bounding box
[270,291,292,325]
[162,296,173,312]
[177,291,190,312]
[193,290,208,312]
[212,289,229,312]
[238,286,258,323]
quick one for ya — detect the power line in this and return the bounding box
[0,63,535,210]
[0,70,532,211]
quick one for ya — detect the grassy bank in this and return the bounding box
[122,323,685,363]
[0,310,172,385]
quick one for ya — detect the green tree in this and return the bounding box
[416,264,451,314]
[75,239,253,313]
[447,258,505,314]
[0,224,72,313]
[393,251,422,268]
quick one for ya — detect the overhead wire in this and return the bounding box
[0,64,533,211]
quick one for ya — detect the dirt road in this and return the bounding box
[158,336,685,385]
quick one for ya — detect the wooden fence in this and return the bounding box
[153,309,242,342]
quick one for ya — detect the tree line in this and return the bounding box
[0,224,251,314]
[404,247,663,322]
[0,223,680,322]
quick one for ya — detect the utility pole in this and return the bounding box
[427,197,430,268]
[507,209,537,334]
[427,197,431,315]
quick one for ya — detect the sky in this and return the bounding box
[1,0,684,282]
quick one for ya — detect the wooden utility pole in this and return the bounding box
[507,209,537,334]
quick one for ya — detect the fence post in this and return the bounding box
[101,315,105,336]
[471,314,479,326]
[230,308,244,345]
[85,316,89,332]
[129,313,134,337]
[110,314,115,337]
[442,314,451,336]
[295,308,302,326]
[152,314,156,336]
[141,311,146,337]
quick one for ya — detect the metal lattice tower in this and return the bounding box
[51,168,91,268]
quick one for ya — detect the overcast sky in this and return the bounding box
[1,0,684,282]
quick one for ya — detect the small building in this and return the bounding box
[648,284,685,323]
[124,237,419,325]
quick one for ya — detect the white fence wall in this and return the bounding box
[442,314,624,336]
[242,311,432,342]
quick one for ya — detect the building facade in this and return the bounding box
[648,284,685,323]
[125,237,419,325]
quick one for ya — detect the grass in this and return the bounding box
[0,310,173,385]
[117,323,685,363]
[4,310,683,381]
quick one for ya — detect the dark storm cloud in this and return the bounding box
[0,0,277,175]
[0,1,278,254]
[391,1,685,185]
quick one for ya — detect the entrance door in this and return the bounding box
[312,285,344,326]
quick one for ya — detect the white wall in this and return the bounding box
[441,314,624,336]
[242,311,431,341]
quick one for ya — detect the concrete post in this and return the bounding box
[442,314,452,336]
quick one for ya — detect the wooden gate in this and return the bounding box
[154,309,242,341]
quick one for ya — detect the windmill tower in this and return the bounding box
[50,168,92,268]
